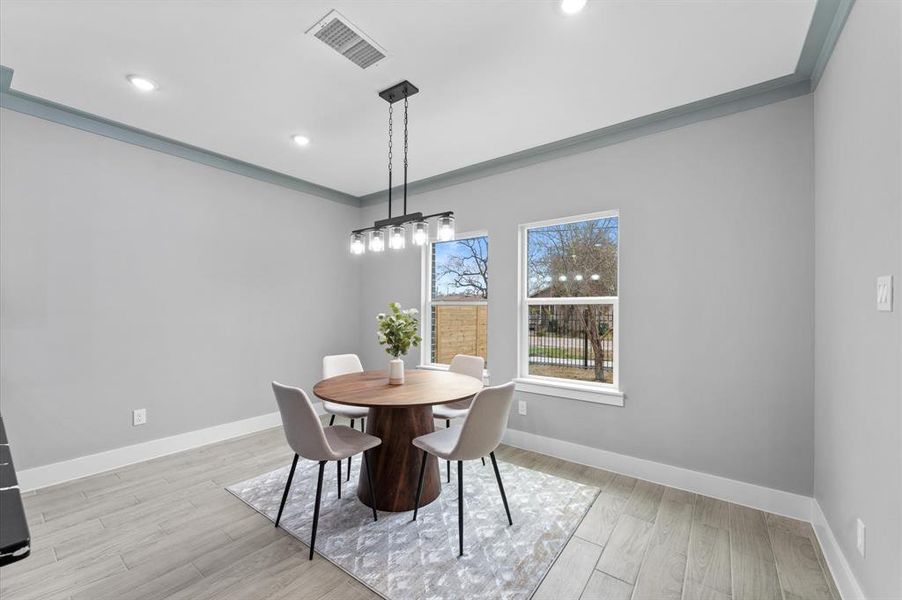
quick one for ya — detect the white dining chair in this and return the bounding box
[432,354,486,481]
[271,381,381,560]
[412,381,515,557]
[323,354,371,480]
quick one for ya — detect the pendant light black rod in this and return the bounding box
[387,102,393,219]
[403,93,409,216]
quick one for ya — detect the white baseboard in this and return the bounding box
[811,500,866,600]
[502,428,813,521]
[18,410,858,598]
[18,411,282,491]
[16,401,325,492]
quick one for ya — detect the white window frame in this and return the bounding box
[420,230,490,376]
[515,210,623,406]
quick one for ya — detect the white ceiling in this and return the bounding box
[0,0,816,197]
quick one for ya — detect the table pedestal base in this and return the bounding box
[357,406,440,512]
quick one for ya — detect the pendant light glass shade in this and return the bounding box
[411,221,428,246]
[346,83,457,257]
[369,229,386,252]
[388,225,406,250]
[349,232,366,255]
[437,215,456,241]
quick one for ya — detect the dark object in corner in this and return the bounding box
[0,415,31,566]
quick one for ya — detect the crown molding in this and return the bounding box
[0,65,13,92]
[0,0,856,208]
[797,0,856,91]
[360,0,856,205]
[0,74,358,207]
[359,74,811,206]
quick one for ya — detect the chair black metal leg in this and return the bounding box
[490,452,512,526]
[336,460,342,498]
[309,461,326,560]
[457,460,464,556]
[329,414,335,426]
[361,418,365,431]
[348,419,355,481]
[275,453,299,528]
[362,450,378,522]
[481,457,486,466]
[412,450,428,521]
[446,420,451,483]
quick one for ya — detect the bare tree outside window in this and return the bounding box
[525,216,618,384]
[433,236,488,300]
[429,236,489,365]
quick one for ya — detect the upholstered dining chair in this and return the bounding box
[271,381,381,560]
[412,381,515,557]
[322,354,371,480]
[432,354,486,482]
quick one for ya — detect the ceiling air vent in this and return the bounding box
[306,10,387,69]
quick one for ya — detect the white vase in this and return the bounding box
[388,358,405,385]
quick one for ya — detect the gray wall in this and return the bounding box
[813,1,902,597]
[0,109,361,470]
[358,95,816,495]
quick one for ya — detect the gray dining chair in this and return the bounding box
[432,355,486,481]
[271,381,381,560]
[322,354,371,480]
[412,381,515,556]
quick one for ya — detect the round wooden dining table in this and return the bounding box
[313,369,483,512]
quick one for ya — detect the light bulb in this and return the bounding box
[574,274,584,281]
[411,221,428,246]
[369,229,385,252]
[389,225,406,250]
[291,134,310,147]
[559,275,568,282]
[561,0,587,15]
[126,75,158,92]
[437,215,455,241]
[590,274,600,281]
[349,233,366,255]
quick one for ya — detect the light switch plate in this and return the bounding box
[132,408,147,426]
[518,400,527,416]
[877,275,893,312]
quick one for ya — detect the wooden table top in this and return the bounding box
[313,369,483,408]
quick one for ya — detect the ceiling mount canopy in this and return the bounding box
[350,80,455,255]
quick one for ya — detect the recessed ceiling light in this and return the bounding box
[561,0,587,15]
[291,134,310,147]
[126,75,158,92]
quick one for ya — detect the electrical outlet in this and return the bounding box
[132,408,147,426]
[856,518,866,557]
[518,400,527,416]
[877,275,893,311]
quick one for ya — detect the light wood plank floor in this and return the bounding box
[1,423,839,600]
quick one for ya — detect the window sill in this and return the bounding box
[512,377,624,406]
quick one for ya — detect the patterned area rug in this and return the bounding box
[227,457,599,600]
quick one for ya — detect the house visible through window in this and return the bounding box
[521,213,618,386]
[425,235,488,366]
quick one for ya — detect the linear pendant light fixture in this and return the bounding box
[349,80,454,255]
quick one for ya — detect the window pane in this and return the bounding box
[527,304,613,384]
[527,217,618,298]
[431,305,488,366]
[432,237,489,301]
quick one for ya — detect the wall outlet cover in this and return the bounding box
[518,400,527,416]
[132,408,147,426]
[877,275,893,311]
[856,518,866,557]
